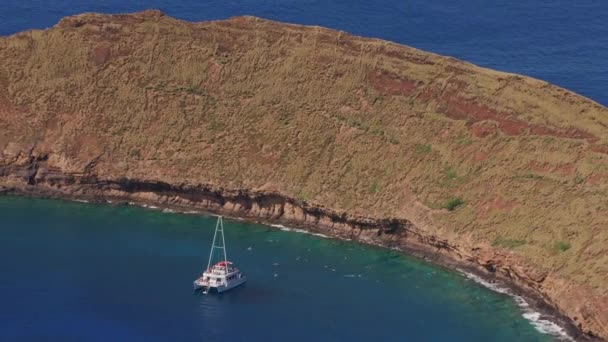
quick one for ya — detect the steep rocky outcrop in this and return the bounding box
[1,10,607,339]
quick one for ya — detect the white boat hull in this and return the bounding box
[194,276,246,293]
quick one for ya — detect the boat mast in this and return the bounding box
[220,216,228,273]
[206,216,229,273]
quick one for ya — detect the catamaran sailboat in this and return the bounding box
[193,216,246,293]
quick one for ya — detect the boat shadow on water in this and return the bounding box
[193,282,280,303]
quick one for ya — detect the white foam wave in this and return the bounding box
[126,201,180,213]
[270,224,329,238]
[73,199,89,203]
[460,271,574,341]
[522,312,575,339]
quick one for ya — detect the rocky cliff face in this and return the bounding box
[1,10,607,340]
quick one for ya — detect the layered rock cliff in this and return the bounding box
[1,10,607,339]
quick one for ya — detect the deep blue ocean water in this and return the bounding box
[1,0,606,106]
[0,197,556,341]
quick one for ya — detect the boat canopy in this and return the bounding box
[215,261,233,267]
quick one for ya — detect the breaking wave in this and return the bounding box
[460,271,574,341]
[270,224,329,238]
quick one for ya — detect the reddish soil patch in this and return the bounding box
[529,125,597,141]
[473,151,489,162]
[368,69,417,96]
[476,197,517,219]
[528,161,576,176]
[499,119,530,136]
[442,96,502,122]
[454,145,485,162]
[590,144,608,154]
[441,95,530,136]
[437,94,600,143]
[0,97,11,116]
[335,125,359,144]
[71,133,103,162]
[91,45,111,66]
[338,105,357,115]
[0,96,21,124]
[528,125,560,137]
[585,174,608,186]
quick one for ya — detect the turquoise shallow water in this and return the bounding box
[0,196,555,341]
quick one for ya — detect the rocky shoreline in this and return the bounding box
[0,169,602,341]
